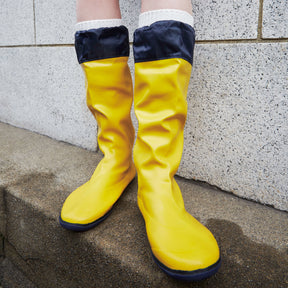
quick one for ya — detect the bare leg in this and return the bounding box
[77,0,121,22]
[141,0,192,14]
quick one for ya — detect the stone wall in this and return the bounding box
[0,0,287,211]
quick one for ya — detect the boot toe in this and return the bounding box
[147,215,221,280]
[59,181,112,230]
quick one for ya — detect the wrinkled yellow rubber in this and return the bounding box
[61,57,136,225]
[134,58,220,271]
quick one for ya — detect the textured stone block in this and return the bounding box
[180,42,288,211]
[0,47,97,150]
[127,47,138,131]
[193,0,259,40]
[120,0,141,41]
[35,0,76,44]
[0,0,34,46]
[262,0,288,38]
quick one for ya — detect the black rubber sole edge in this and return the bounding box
[59,208,113,232]
[152,253,221,281]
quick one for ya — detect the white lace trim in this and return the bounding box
[75,19,122,31]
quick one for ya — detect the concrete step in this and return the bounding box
[0,122,287,288]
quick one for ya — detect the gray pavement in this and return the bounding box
[0,122,287,288]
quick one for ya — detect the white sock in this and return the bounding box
[138,9,194,28]
[75,19,123,32]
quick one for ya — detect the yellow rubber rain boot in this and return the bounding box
[60,24,136,231]
[133,12,221,280]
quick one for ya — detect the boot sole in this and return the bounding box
[59,208,113,232]
[152,253,221,281]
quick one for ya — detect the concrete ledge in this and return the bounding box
[0,258,36,288]
[0,122,287,287]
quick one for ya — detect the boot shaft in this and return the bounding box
[133,20,195,195]
[75,26,135,161]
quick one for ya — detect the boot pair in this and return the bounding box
[60,13,221,281]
